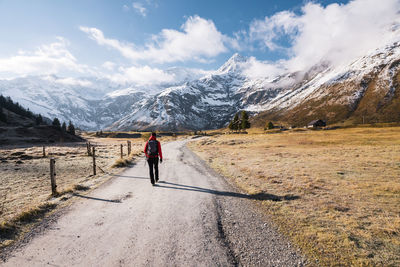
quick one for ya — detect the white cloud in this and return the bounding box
[250,10,298,51]
[0,37,89,77]
[250,0,400,72]
[55,77,93,87]
[80,15,232,63]
[42,75,93,87]
[107,65,175,85]
[132,2,147,17]
[242,57,286,80]
[104,65,212,86]
[79,26,142,61]
[102,61,116,70]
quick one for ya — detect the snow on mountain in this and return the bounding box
[0,75,119,129]
[1,36,400,131]
[110,36,400,130]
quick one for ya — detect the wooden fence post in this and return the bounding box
[127,141,131,156]
[92,146,96,176]
[43,146,46,158]
[50,158,57,195]
[87,142,91,156]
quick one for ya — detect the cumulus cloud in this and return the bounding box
[132,2,147,17]
[55,77,93,87]
[242,57,287,80]
[80,15,232,63]
[102,61,116,71]
[250,0,400,72]
[104,65,213,86]
[250,11,298,52]
[41,75,93,87]
[79,26,141,61]
[107,65,175,85]
[0,37,89,77]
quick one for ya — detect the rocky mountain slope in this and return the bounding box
[110,39,400,130]
[1,38,400,131]
[252,41,400,126]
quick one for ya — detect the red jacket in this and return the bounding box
[144,135,163,159]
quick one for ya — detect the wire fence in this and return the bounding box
[0,139,143,222]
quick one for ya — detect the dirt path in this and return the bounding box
[1,140,305,266]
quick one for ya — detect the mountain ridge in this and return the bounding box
[1,38,400,131]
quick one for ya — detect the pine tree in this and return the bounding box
[52,118,61,130]
[228,120,234,131]
[35,114,43,125]
[0,107,6,123]
[67,121,75,135]
[0,95,5,107]
[240,110,250,130]
[61,122,67,132]
[232,113,240,131]
[266,121,274,130]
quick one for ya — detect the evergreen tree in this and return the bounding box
[35,114,43,125]
[0,94,36,119]
[52,118,61,130]
[61,122,67,132]
[0,107,6,123]
[228,120,234,131]
[0,95,5,107]
[232,113,240,131]
[67,121,75,135]
[266,121,274,130]
[240,110,250,130]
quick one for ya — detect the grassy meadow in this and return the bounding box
[188,126,400,266]
[0,134,146,249]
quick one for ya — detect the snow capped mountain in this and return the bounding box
[1,37,400,131]
[110,37,400,130]
[0,66,208,130]
[215,53,248,74]
[0,75,121,129]
[250,39,400,126]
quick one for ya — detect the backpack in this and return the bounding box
[147,140,158,156]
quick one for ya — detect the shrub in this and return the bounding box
[266,121,274,130]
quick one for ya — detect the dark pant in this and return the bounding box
[147,157,159,184]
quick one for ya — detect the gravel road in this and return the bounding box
[1,140,305,266]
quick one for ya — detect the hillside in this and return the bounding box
[0,95,82,145]
[251,43,400,127]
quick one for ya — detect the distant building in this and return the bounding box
[307,119,326,128]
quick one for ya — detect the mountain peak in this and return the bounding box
[229,53,247,63]
[217,53,248,74]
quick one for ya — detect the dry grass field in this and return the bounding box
[0,134,149,248]
[188,126,400,266]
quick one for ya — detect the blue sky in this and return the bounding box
[0,0,398,85]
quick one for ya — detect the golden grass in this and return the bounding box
[0,135,151,248]
[111,158,133,168]
[0,202,57,249]
[188,126,400,266]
